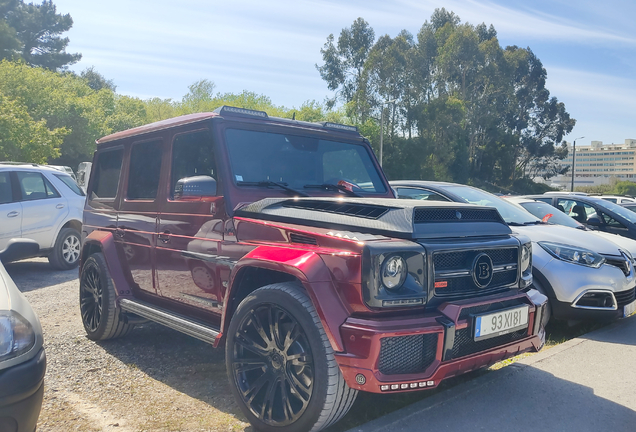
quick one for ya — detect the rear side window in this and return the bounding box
[0,172,13,204]
[92,148,124,199]
[16,172,60,201]
[127,140,162,200]
[54,174,85,196]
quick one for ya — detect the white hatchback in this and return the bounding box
[0,163,85,269]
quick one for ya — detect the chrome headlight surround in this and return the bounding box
[362,241,427,308]
[538,241,605,268]
[521,241,532,273]
[0,311,36,362]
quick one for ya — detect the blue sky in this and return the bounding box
[54,0,635,146]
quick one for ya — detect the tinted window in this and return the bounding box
[16,172,60,201]
[54,174,85,196]
[395,187,449,201]
[128,140,162,200]
[518,201,581,228]
[92,149,123,199]
[0,172,12,204]
[171,131,216,198]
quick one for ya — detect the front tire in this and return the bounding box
[79,253,133,340]
[49,227,81,270]
[226,282,357,432]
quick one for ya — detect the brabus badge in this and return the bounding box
[472,253,494,288]
[456,211,462,220]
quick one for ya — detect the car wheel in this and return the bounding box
[49,227,81,270]
[79,253,133,340]
[226,282,357,432]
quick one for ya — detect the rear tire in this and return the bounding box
[226,282,357,432]
[79,253,133,340]
[49,227,81,270]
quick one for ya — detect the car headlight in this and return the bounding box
[521,242,532,273]
[0,311,36,361]
[538,242,605,268]
[381,255,407,290]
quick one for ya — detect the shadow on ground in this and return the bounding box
[5,258,78,292]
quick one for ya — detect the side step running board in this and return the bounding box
[119,298,220,345]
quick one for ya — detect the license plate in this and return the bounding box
[474,305,529,341]
[624,299,636,318]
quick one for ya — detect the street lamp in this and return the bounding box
[570,136,585,192]
[379,99,396,167]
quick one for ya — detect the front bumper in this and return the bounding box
[335,290,546,393]
[0,348,46,432]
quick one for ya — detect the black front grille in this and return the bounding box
[615,287,636,307]
[436,274,515,299]
[451,328,528,360]
[378,333,438,375]
[605,257,631,277]
[283,200,390,219]
[434,248,517,271]
[414,208,502,223]
[289,233,318,245]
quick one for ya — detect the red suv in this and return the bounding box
[79,106,547,432]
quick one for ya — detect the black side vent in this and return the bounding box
[283,200,391,220]
[289,233,318,245]
[414,208,502,223]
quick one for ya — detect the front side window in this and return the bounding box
[225,129,386,194]
[16,172,60,201]
[170,131,216,198]
[0,172,12,204]
[556,199,597,224]
[92,148,123,199]
[128,140,162,200]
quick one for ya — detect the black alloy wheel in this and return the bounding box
[80,261,103,333]
[232,303,314,427]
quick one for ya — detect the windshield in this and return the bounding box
[441,185,540,224]
[596,199,636,223]
[518,201,581,228]
[225,129,387,194]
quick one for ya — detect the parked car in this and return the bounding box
[620,202,636,213]
[523,193,636,241]
[595,195,636,204]
[76,162,92,194]
[0,240,46,432]
[0,163,85,269]
[390,181,636,324]
[47,165,77,181]
[504,196,636,258]
[79,107,547,432]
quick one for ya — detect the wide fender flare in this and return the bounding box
[80,230,133,297]
[221,245,351,352]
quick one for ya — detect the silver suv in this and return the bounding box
[0,163,85,269]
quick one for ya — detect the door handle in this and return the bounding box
[56,203,65,209]
[158,231,171,244]
[7,211,19,218]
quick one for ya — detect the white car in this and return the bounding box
[0,240,46,432]
[0,163,85,269]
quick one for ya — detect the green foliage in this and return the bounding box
[1,0,80,70]
[613,181,636,196]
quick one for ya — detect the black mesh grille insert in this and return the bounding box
[283,200,390,219]
[434,248,517,271]
[378,333,438,375]
[615,287,636,307]
[414,208,502,223]
[605,257,631,277]
[289,233,318,245]
[451,328,528,360]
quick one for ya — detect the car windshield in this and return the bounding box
[441,185,540,224]
[595,199,636,223]
[518,201,581,228]
[225,129,387,194]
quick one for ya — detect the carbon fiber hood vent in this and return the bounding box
[235,198,511,240]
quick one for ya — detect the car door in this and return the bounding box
[0,171,22,250]
[15,171,69,250]
[596,210,632,238]
[116,139,163,297]
[155,129,227,318]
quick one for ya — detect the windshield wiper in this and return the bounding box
[304,183,362,197]
[523,220,545,225]
[237,181,309,197]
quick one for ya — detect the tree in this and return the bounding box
[80,66,116,91]
[2,0,80,70]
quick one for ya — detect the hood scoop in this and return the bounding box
[235,197,511,240]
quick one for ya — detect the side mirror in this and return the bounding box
[586,216,602,228]
[174,175,217,201]
[0,239,39,263]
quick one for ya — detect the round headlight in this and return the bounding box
[381,255,407,290]
[521,243,532,273]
